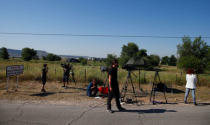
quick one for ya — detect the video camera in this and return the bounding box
[61,64,72,69]
[100,66,109,72]
[61,64,67,68]
[122,64,138,71]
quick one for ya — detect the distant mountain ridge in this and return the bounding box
[7,49,89,59]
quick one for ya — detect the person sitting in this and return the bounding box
[87,79,98,97]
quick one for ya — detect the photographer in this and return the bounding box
[41,64,48,92]
[62,64,71,88]
[107,59,125,113]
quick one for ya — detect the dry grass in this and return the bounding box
[0,81,209,105]
[0,60,210,104]
[0,81,92,103]
[1,60,210,87]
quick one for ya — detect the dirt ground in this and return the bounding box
[0,81,210,105]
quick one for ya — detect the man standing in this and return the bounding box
[62,64,70,88]
[107,59,125,113]
[184,69,197,105]
[41,64,48,92]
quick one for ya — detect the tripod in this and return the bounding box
[150,71,167,104]
[121,70,138,103]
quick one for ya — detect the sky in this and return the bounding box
[0,0,210,58]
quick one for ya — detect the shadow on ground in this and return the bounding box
[151,101,178,105]
[30,92,56,97]
[30,91,74,97]
[114,109,177,114]
[65,86,86,91]
[197,103,210,106]
[166,88,185,93]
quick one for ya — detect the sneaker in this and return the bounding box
[41,89,45,92]
[118,107,126,111]
[107,109,114,113]
[184,101,187,104]
[194,102,197,106]
[62,86,66,88]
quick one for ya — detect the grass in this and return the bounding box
[0,81,210,104]
[0,59,210,103]
[0,59,210,88]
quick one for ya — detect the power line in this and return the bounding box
[0,32,210,38]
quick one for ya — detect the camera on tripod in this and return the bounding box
[122,64,138,71]
[100,66,109,72]
[61,63,67,68]
[61,63,72,69]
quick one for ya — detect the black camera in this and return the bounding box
[61,63,72,70]
[61,64,67,68]
[122,64,137,71]
[100,66,109,72]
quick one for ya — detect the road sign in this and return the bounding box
[6,65,24,92]
[6,65,24,77]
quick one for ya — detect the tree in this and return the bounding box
[177,56,202,72]
[161,56,169,65]
[149,55,160,66]
[79,57,87,65]
[21,48,37,61]
[0,47,9,59]
[137,49,147,57]
[106,54,117,66]
[46,53,61,61]
[42,56,47,60]
[119,42,139,66]
[177,36,208,73]
[168,55,177,66]
[207,47,210,69]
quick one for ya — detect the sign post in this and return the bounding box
[6,77,9,92]
[6,65,24,92]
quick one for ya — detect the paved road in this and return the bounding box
[0,101,210,125]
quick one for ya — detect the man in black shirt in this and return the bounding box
[107,59,125,113]
[41,64,48,92]
[62,64,71,88]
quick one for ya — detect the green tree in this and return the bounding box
[137,49,147,57]
[119,42,139,66]
[177,56,202,72]
[207,47,210,69]
[148,55,160,66]
[177,36,208,73]
[42,56,47,60]
[46,53,61,61]
[79,57,87,65]
[168,55,177,66]
[161,56,169,65]
[106,54,117,66]
[21,48,37,61]
[0,47,9,59]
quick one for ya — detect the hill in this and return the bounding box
[7,49,89,59]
